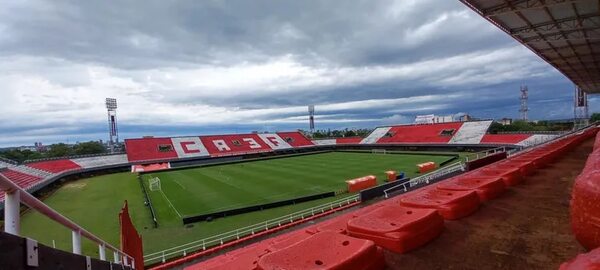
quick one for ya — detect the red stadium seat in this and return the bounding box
[393,187,480,220]
[125,137,178,162]
[436,175,506,202]
[257,231,385,270]
[495,158,536,176]
[191,242,272,270]
[468,166,524,186]
[308,205,383,234]
[376,122,464,144]
[571,170,600,250]
[560,246,600,270]
[346,205,444,254]
[267,230,312,250]
[276,132,314,147]
[28,159,81,174]
[0,169,43,190]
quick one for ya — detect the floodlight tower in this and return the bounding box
[519,85,529,121]
[574,86,589,129]
[105,98,119,153]
[308,105,315,134]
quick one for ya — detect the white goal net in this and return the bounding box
[371,149,387,154]
[149,177,161,191]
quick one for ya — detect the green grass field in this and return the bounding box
[18,151,457,263]
[144,152,457,220]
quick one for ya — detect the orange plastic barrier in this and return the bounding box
[571,130,600,250]
[257,231,385,270]
[469,166,524,186]
[394,186,480,220]
[347,175,377,192]
[417,162,436,173]
[572,170,600,251]
[385,171,397,182]
[496,159,536,176]
[560,246,600,270]
[200,242,271,270]
[346,205,444,254]
[436,176,506,202]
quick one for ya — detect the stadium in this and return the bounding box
[1,1,599,270]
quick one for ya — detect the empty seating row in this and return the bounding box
[8,165,52,178]
[275,132,314,147]
[124,132,314,162]
[0,169,44,191]
[377,122,464,144]
[361,121,549,145]
[27,159,82,174]
[71,154,129,168]
[186,128,593,270]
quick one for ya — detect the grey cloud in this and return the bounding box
[0,0,582,147]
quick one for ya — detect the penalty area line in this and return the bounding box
[160,189,183,218]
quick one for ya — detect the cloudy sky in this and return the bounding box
[0,0,593,147]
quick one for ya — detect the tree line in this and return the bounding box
[0,141,106,163]
[308,128,373,139]
[488,120,573,133]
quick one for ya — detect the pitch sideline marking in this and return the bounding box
[159,188,183,218]
[172,178,185,189]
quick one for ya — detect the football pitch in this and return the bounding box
[142,151,457,221]
[19,150,458,258]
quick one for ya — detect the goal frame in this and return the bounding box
[149,177,161,191]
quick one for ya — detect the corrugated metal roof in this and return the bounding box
[460,0,600,93]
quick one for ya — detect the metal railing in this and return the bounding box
[383,161,466,198]
[0,174,136,268]
[144,194,360,265]
[464,146,507,162]
[510,124,596,157]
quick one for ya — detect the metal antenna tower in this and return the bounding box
[105,98,119,153]
[574,86,589,130]
[308,105,315,134]
[519,85,529,121]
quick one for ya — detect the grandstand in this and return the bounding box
[181,125,600,270]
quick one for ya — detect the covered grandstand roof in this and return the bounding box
[460,0,600,93]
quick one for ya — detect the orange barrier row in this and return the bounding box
[184,130,594,270]
[393,187,480,220]
[385,171,397,182]
[571,128,600,251]
[346,175,377,192]
[560,127,600,269]
[560,246,600,269]
[417,162,436,173]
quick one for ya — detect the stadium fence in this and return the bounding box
[0,174,136,268]
[144,194,360,265]
[138,175,159,228]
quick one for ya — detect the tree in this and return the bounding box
[591,113,600,123]
[47,143,73,158]
[343,129,356,137]
[0,149,44,163]
[73,141,106,155]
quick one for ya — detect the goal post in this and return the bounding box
[371,149,387,154]
[149,177,161,191]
